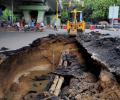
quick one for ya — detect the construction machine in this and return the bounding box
[56,0,85,36]
[67,9,85,36]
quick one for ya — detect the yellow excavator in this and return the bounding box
[56,0,85,36]
[67,9,85,36]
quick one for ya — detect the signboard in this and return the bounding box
[109,6,119,19]
[80,12,82,21]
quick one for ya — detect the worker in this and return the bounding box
[62,50,70,68]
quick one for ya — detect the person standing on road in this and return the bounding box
[16,21,20,31]
[40,22,44,28]
[40,21,45,32]
[54,22,57,31]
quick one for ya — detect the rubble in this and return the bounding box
[77,32,120,79]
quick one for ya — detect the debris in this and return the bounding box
[54,76,64,96]
[77,32,120,76]
[49,75,59,94]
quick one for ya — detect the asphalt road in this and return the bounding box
[85,29,120,38]
[0,28,120,52]
[0,29,67,51]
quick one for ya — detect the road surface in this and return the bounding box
[0,29,67,51]
[0,28,120,51]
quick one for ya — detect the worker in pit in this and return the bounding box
[62,50,70,68]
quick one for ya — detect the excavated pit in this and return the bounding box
[0,35,119,100]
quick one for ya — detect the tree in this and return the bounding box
[61,0,83,23]
[83,0,93,21]
[0,8,11,20]
[92,0,115,19]
[0,8,16,22]
[61,9,68,23]
[84,0,120,21]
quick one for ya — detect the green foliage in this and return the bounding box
[61,0,83,23]
[0,8,11,21]
[84,0,120,20]
[0,8,16,22]
[2,8,11,19]
[61,0,120,22]
[61,9,68,23]
[92,0,115,19]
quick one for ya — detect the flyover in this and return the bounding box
[1,0,62,24]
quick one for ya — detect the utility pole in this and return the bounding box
[56,0,59,20]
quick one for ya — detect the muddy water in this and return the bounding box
[0,36,80,99]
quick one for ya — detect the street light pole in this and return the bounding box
[56,0,59,20]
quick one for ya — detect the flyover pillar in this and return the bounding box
[23,10,31,23]
[19,5,49,24]
[37,11,45,23]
